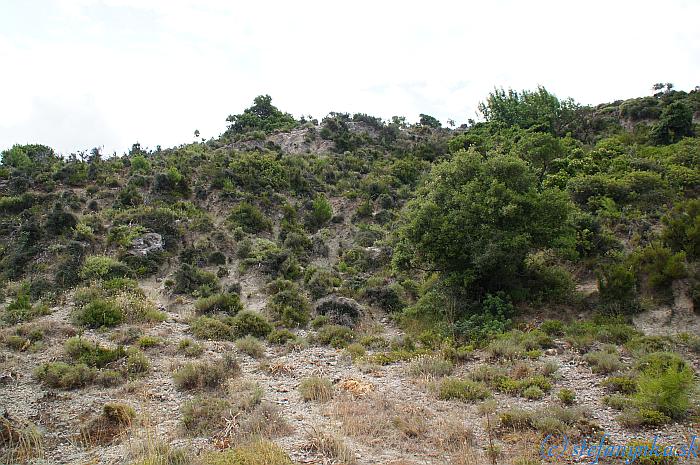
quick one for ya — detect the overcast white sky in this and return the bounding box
[1,0,699,156]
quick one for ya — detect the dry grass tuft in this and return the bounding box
[305,427,357,464]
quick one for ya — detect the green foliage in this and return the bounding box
[190,316,235,340]
[268,279,309,322]
[226,95,297,135]
[235,335,265,358]
[64,337,125,368]
[651,101,694,145]
[316,324,354,348]
[438,378,491,402]
[74,298,124,328]
[227,152,288,192]
[195,293,243,316]
[232,311,273,338]
[174,263,220,296]
[80,255,133,281]
[394,151,573,298]
[478,86,578,135]
[228,202,272,233]
[597,262,639,313]
[2,286,50,325]
[634,352,695,419]
[298,376,334,402]
[308,194,333,229]
[662,199,700,259]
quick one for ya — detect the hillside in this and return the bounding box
[1,86,700,465]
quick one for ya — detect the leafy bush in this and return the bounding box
[634,352,694,420]
[80,255,132,281]
[408,355,453,377]
[173,356,239,391]
[232,311,273,338]
[267,282,311,327]
[74,298,124,328]
[307,194,333,229]
[584,349,624,374]
[181,396,232,435]
[557,388,576,405]
[438,379,491,402]
[236,336,265,358]
[34,362,98,389]
[177,338,204,357]
[190,316,235,341]
[199,439,293,465]
[64,337,125,368]
[174,263,220,296]
[195,292,243,315]
[316,325,354,348]
[228,202,272,234]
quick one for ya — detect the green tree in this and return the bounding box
[419,114,442,128]
[226,95,297,135]
[478,86,578,135]
[394,150,574,297]
[651,101,693,145]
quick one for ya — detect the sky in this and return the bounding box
[1,0,699,156]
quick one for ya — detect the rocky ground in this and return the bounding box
[2,269,699,465]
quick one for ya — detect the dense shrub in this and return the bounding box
[228,202,272,233]
[74,299,124,328]
[232,311,273,338]
[438,379,491,402]
[174,263,220,296]
[80,256,133,281]
[195,292,243,315]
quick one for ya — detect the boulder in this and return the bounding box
[129,233,164,256]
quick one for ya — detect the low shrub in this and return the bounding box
[232,311,273,338]
[173,358,237,391]
[64,337,125,367]
[228,202,272,234]
[181,396,232,435]
[267,329,296,345]
[195,292,243,315]
[522,385,545,400]
[177,338,204,357]
[174,263,220,296]
[408,355,453,377]
[190,316,234,341]
[199,439,293,465]
[34,362,96,389]
[73,299,123,328]
[80,255,133,281]
[236,336,266,358]
[316,324,354,348]
[584,349,624,374]
[557,388,576,405]
[299,376,334,402]
[438,379,491,402]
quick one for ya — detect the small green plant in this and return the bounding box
[557,388,576,405]
[232,311,273,338]
[236,335,266,358]
[267,329,296,345]
[438,379,491,402]
[126,348,150,374]
[74,298,124,328]
[522,385,545,400]
[137,335,163,349]
[190,316,234,341]
[194,292,243,315]
[408,355,453,377]
[173,360,232,391]
[584,349,623,374]
[64,337,125,367]
[298,376,334,402]
[316,324,354,348]
[228,202,272,233]
[177,338,204,357]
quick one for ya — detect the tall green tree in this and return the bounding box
[226,95,297,135]
[394,150,574,297]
